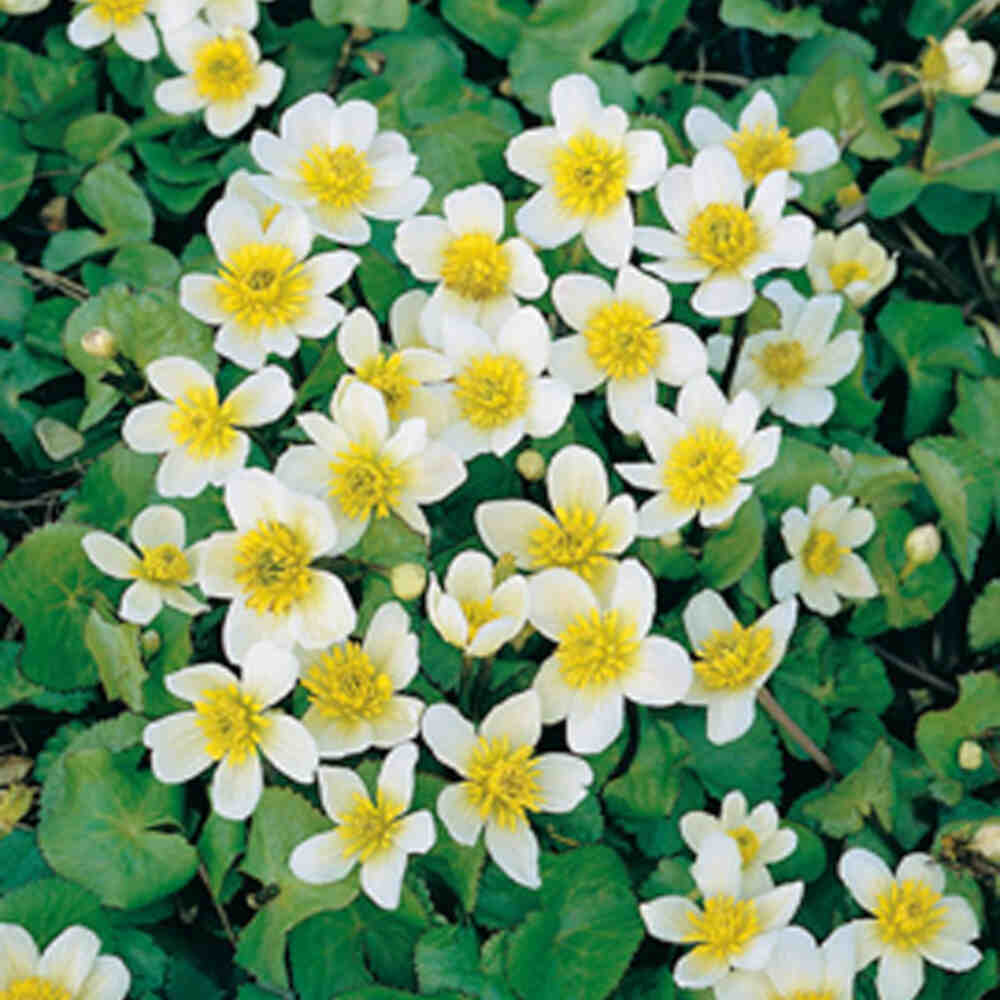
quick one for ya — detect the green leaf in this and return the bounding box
[83,608,148,711]
[906,0,979,37]
[802,740,894,837]
[699,495,764,589]
[0,878,106,947]
[440,0,531,59]
[867,166,926,218]
[753,436,839,514]
[237,787,360,989]
[604,711,688,820]
[416,925,514,999]
[108,242,181,289]
[505,846,643,1000]
[720,0,828,38]
[0,146,36,220]
[925,99,1000,192]
[38,746,198,908]
[909,436,994,581]
[312,0,409,29]
[968,580,1000,651]
[64,113,131,163]
[0,641,44,710]
[767,822,827,884]
[621,0,691,60]
[916,672,1000,793]
[0,523,109,690]
[916,185,992,236]
[197,813,246,899]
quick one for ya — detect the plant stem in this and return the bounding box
[872,645,957,695]
[198,865,237,947]
[928,136,1000,175]
[719,315,746,396]
[877,81,922,112]
[758,687,839,778]
[19,264,88,301]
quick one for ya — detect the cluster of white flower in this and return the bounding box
[64,56,987,997]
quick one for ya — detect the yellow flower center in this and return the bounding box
[551,130,629,218]
[195,683,270,762]
[465,735,541,831]
[583,301,661,379]
[788,992,834,1000]
[328,442,407,522]
[0,979,71,1000]
[557,608,639,691]
[260,204,282,230]
[301,642,393,722]
[339,791,404,862]
[801,528,846,577]
[216,243,312,331]
[233,519,314,615]
[874,879,945,950]
[687,203,761,271]
[526,505,612,583]
[685,894,760,961]
[192,36,257,102]
[355,354,418,421]
[729,825,760,865]
[460,596,497,644]
[90,0,146,25]
[664,425,745,509]
[694,621,773,691]
[920,40,950,87]
[829,259,870,290]
[168,386,237,460]
[440,232,511,302]
[136,543,191,584]
[453,353,530,430]
[726,124,797,185]
[299,143,374,211]
[759,340,809,388]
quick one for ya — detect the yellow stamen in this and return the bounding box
[453,353,529,429]
[465,735,540,831]
[551,131,628,218]
[829,259,869,290]
[687,203,760,271]
[192,36,257,102]
[299,143,373,211]
[0,978,71,1000]
[526,505,612,583]
[195,683,270,762]
[233,519,314,615]
[301,642,393,722]
[729,825,760,865]
[663,425,745,509]
[694,622,773,690]
[328,442,407,521]
[355,354,418,420]
[215,243,312,331]
[874,879,945,950]
[557,608,639,691]
[801,528,846,577]
[440,232,511,301]
[168,386,237,460]
[726,124,797,185]
[90,0,146,25]
[583,301,661,379]
[460,596,497,644]
[684,894,760,961]
[759,340,809,388]
[339,791,404,862]
[136,543,191,584]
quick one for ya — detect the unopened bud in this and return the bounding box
[836,183,863,209]
[623,432,642,449]
[972,821,1000,863]
[350,24,373,42]
[40,195,67,232]
[493,552,518,586]
[516,448,546,482]
[958,739,984,771]
[81,326,116,360]
[498,78,513,97]
[390,562,426,601]
[140,629,161,657]
[901,524,941,579]
[658,530,682,548]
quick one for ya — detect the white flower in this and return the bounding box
[331,307,452,433]
[640,832,803,990]
[122,357,293,498]
[0,0,51,13]
[680,790,797,894]
[394,183,547,337]
[222,168,282,228]
[421,690,592,889]
[195,468,356,662]
[289,742,435,910]
[275,380,466,555]
[434,308,573,460]
[180,196,359,370]
[920,29,996,97]
[635,147,814,317]
[297,601,424,758]
[505,73,667,268]
[616,375,781,534]
[728,279,861,426]
[550,266,708,434]
[68,0,159,62]
[82,505,207,625]
[143,642,318,820]
[390,288,434,349]
[528,559,692,754]
[682,591,798,745]
[807,223,898,308]
[155,22,284,138]
[771,484,877,616]
[158,0,273,32]
[715,925,857,1000]
[426,550,528,657]
[475,443,636,600]
[0,924,129,1000]
[684,89,838,197]
[249,92,430,244]
[838,848,982,1000]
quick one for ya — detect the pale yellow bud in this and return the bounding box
[391,562,427,601]
[81,326,116,359]
[836,183,864,208]
[902,524,941,579]
[140,629,161,657]
[658,530,682,548]
[958,739,984,771]
[972,820,1000,863]
[516,448,546,481]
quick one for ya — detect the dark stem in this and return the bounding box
[198,864,237,947]
[758,687,839,778]
[719,314,746,396]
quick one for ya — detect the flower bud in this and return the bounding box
[81,326,116,360]
[140,629,161,657]
[516,448,546,482]
[658,530,682,548]
[493,552,518,586]
[972,820,1000,864]
[958,739,984,771]
[390,562,426,601]
[901,524,941,579]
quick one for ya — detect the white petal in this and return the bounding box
[296,571,357,649]
[421,703,477,775]
[532,656,575,724]
[317,766,368,822]
[258,714,318,783]
[515,187,582,250]
[76,955,130,1000]
[551,74,603,139]
[485,820,540,889]
[289,830,355,883]
[704,692,757,744]
[68,7,113,48]
[211,752,263,820]
[393,217,450,280]
[481,689,540,750]
[640,895,700,942]
[838,848,894,913]
[832,553,878,600]
[505,126,559,184]
[794,128,839,172]
[684,107,734,149]
[443,183,504,239]
[226,366,293,426]
[566,692,624,754]
[38,927,100,997]
[0,925,39,989]
[528,568,598,641]
[692,272,755,318]
[395,810,436,855]
[918,936,981,973]
[122,401,174,453]
[877,948,924,1000]
[547,444,608,512]
[82,533,138,579]
[377,742,418,808]
[623,636,691,706]
[115,15,158,61]
[120,580,163,625]
[582,199,632,269]
[361,847,407,910]
[673,948,730,989]
[533,752,592,813]
[624,130,667,191]
[436,783,483,845]
[684,589,737,647]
